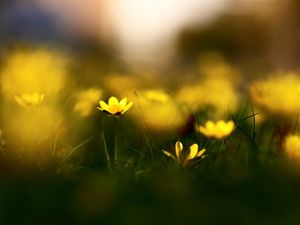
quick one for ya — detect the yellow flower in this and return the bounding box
[0,48,66,159]
[250,73,300,117]
[130,89,187,132]
[74,88,103,117]
[283,134,300,160]
[176,78,239,116]
[143,90,169,103]
[197,120,235,139]
[97,96,133,116]
[197,52,241,84]
[1,48,68,100]
[15,92,45,107]
[103,73,152,96]
[162,141,205,167]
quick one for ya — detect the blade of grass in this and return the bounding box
[51,133,58,159]
[250,105,257,139]
[63,137,94,162]
[234,119,260,154]
[293,113,299,134]
[239,112,260,123]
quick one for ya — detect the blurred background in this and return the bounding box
[0,0,297,69]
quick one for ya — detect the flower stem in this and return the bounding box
[100,132,112,172]
[219,139,225,153]
[114,118,119,167]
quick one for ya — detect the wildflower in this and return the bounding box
[103,73,149,96]
[197,120,235,139]
[97,96,133,116]
[15,92,45,107]
[283,134,300,160]
[1,48,66,156]
[162,141,205,167]
[197,52,241,84]
[1,48,68,100]
[176,53,241,115]
[74,88,102,117]
[176,78,239,116]
[143,90,169,103]
[130,89,187,132]
[250,73,300,116]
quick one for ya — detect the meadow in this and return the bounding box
[1,47,300,224]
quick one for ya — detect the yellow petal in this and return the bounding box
[224,121,235,135]
[99,100,109,110]
[14,92,44,107]
[199,126,212,137]
[197,149,206,157]
[15,96,26,107]
[188,144,198,160]
[216,120,226,127]
[206,121,215,129]
[108,96,119,105]
[175,141,183,159]
[121,101,133,114]
[162,150,176,161]
[40,94,45,103]
[119,98,128,107]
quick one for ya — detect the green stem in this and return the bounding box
[219,139,225,153]
[114,118,119,167]
[101,132,112,172]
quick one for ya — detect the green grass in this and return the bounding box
[1,105,300,225]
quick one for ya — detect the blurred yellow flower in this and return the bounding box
[130,89,187,132]
[14,92,45,108]
[250,73,300,116]
[74,88,103,117]
[162,141,205,167]
[0,48,68,158]
[143,90,169,103]
[198,52,241,84]
[176,78,239,116]
[197,120,235,139]
[103,74,152,96]
[1,48,68,101]
[283,134,300,160]
[3,105,64,150]
[98,96,133,116]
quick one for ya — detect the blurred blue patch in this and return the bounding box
[0,2,68,43]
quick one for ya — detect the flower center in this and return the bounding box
[108,104,122,114]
